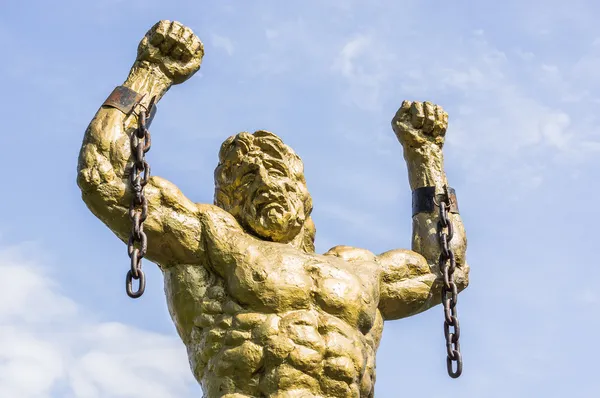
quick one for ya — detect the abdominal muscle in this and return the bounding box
[163,215,384,397]
[164,263,383,398]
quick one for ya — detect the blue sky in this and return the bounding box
[1,0,599,397]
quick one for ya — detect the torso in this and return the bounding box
[162,209,384,398]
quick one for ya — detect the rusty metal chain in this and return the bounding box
[125,99,154,299]
[438,186,462,378]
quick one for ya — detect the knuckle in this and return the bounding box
[180,29,192,43]
[157,20,170,31]
[194,38,204,52]
[170,23,182,35]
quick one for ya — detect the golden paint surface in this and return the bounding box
[77,21,469,398]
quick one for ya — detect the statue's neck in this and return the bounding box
[288,224,315,253]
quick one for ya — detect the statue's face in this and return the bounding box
[230,155,309,242]
[214,132,312,243]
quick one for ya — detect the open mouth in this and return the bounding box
[253,190,285,213]
[256,200,284,215]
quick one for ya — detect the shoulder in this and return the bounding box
[376,249,427,267]
[148,176,197,212]
[323,246,430,281]
[148,176,244,235]
[196,202,245,234]
[376,249,429,280]
[323,246,427,268]
[323,245,376,262]
[149,176,238,226]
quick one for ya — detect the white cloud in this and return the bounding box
[0,243,197,398]
[315,25,596,196]
[326,30,563,192]
[332,34,396,111]
[334,35,371,78]
[252,18,326,77]
[265,28,279,41]
[576,288,599,304]
[541,112,572,150]
[379,30,600,189]
[210,33,234,56]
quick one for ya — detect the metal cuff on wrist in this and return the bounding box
[412,186,460,216]
[102,86,157,127]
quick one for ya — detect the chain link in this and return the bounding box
[126,100,154,299]
[438,186,463,378]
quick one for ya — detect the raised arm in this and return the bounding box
[378,101,469,320]
[77,20,206,266]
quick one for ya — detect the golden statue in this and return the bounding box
[77,21,469,398]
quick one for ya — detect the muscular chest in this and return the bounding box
[211,241,381,331]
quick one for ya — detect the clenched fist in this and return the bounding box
[136,20,204,85]
[392,101,448,150]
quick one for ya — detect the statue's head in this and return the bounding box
[214,130,315,252]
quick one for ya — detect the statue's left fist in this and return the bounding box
[136,20,204,85]
[392,101,448,149]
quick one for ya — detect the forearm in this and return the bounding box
[78,61,171,195]
[77,61,173,246]
[123,61,172,109]
[406,151,469,291]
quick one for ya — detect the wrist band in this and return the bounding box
[412,186,460,216]
[102,86,157,127]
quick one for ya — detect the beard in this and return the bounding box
[242,195,305,242]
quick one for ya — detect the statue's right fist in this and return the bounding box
[137,20,204,85]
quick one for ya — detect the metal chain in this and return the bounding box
[438,186,462,378]
[126,101,154,299]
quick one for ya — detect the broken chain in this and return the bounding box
[126,99,154,298]
[438,186,462,378]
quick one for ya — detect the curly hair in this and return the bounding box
[213,130,315,252]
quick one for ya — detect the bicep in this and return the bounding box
[79,151,204,265]
[143,176,204,265]
[377,249,439,320]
